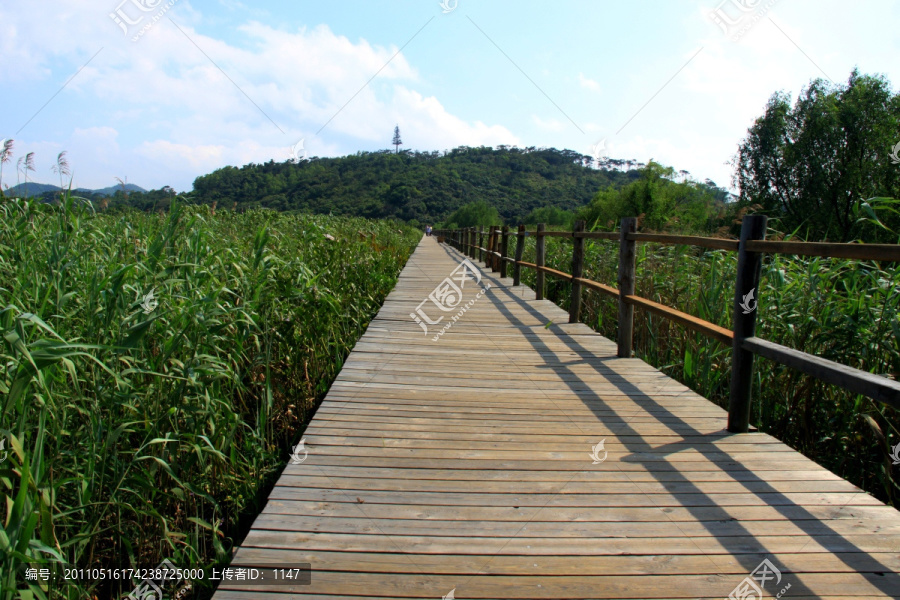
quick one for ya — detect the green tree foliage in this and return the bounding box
[191,146,636,225]
[578,161,728,232]
[523,205,576,228]
[443,200,501,228]
[734,70,900,242]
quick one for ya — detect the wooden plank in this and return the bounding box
[212,235,900,600]
[216,571,900,599]
[228,547,900,576]
[250,513,900,538]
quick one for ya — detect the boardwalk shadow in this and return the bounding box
[436,242,899,599]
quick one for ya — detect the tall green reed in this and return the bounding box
[0,196,419,598]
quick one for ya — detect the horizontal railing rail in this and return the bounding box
[435,219,900,430]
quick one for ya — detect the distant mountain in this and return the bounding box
[83,183,147,197]
[3,182,146,198]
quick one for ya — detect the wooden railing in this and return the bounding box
[435,218,900,432]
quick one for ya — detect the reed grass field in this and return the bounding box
[517,231,900,508]
[0,195,420,599]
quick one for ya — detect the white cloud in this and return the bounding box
[578,73,601,93]
[391,87,520,150]
[531,115,565,132]
[1,4,518,189]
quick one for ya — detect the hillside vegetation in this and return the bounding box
[189,147,651,224]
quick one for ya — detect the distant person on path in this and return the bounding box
[425,225,432,237]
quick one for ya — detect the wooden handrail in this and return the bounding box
[745,239,900,262]
[628,233,740,252]
[436,217,900,418]
[741,337,900,411]
[624,295,734,346]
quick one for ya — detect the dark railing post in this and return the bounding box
[486,227,496,271]
[500,226,510,278]
[491,225,501,272]
[513,224,525,286]
[569,220,586,323]
[728,215,768,433]
[616,217,638,358]
[536,223,546,301]
[468,227,475,258]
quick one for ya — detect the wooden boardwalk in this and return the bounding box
[215,236,900,599]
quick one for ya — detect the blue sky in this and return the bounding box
[3,0,899,193]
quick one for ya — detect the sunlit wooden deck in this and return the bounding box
[214,236,900,599]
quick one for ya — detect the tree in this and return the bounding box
[443,201,500,228]
[392,125,403,154]
[524,206,575,228]
[578,161,726,232]
[734,70,900,241]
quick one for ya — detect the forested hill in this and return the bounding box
[192,146,641,224]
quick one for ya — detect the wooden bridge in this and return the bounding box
[214,222,900,599]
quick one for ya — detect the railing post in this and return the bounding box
[486,227,495,271]
[468,227,475,258]
[536,223,546,301]
[491,225,501,272]
[569,220,586,323]
[478,227,485,263]
[500,226,510,278]
[728,215,768,433]
[616,217,638,358]
[513,224,525,286]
